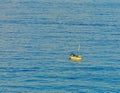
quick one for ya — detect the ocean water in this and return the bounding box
[0,0,120,93]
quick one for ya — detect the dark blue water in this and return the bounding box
[0,0,120,92]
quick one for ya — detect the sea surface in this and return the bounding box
[0,0,120,93]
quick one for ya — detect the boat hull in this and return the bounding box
[69,55,82,61]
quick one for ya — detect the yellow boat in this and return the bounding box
[69,54,82,61]
[69,43,82,61]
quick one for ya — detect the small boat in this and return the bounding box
[69,43,82,61]
[69,54,82,61]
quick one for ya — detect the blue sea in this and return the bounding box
[0,0,120,93]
